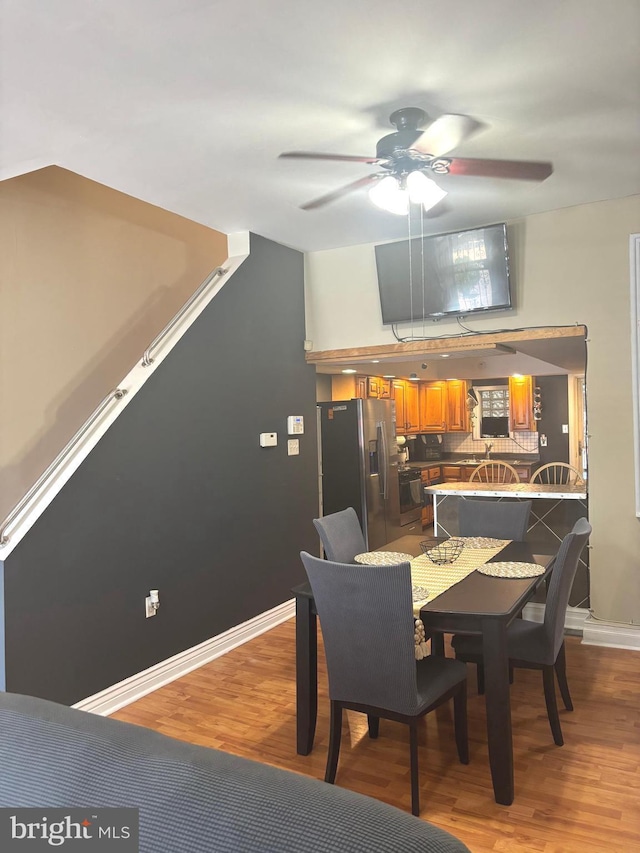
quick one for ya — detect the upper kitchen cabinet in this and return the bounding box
[509,374,535,431]
[445,379,470,432]
[367,376,392,399]
[419,381,447,433]
[393,379,420,434]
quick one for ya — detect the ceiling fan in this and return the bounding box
[279,107,553,214]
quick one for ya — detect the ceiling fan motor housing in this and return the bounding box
[376,107,433,169]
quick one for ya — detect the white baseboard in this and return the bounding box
[522,603,588,632]
[582,616,640,651]
[74,599,296,717]
[521,604,640,650]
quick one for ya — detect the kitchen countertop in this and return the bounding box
[424,481,587,499]
[407,458,539,470]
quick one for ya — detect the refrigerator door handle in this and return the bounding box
[378,421,388,499]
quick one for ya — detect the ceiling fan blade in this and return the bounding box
[444,157,553,181]
[411,114,481,157]
[279,151,381,164]
[300,173,381,210]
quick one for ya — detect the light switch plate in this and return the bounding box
[562,424,569,434]
[287,439,300,456]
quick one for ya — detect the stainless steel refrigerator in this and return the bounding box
[317,398,403,551]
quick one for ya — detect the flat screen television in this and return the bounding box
[374,222,512,324]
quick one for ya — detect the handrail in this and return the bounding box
[142,266,227,366]
[0,388,128,546]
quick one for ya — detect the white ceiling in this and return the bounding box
[1,0,639,253]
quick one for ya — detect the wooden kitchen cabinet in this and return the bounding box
[446,379,470,432]
[405,381,420,433]
[367,376,381,398]
[392,379,419,433]
[392,380,407,434]
[509,375,535,431]
[421,465,442,527]
[419,381,447,432]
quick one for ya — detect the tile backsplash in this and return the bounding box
[443,431,539,456]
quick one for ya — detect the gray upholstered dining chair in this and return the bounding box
[458,498,532,541]
[300,551,469,816]
[313,507,367,562]
[451,517,591,746]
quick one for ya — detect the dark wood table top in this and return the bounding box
[294,538,554,621]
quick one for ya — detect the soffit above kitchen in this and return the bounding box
[1,1,639,252]
[312,327,587,381]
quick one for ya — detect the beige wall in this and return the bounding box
[0,167,227,520]
[305,195,640,626]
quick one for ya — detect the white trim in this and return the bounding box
[74,598,295,717]
[582,616,640,651]
[630,232,640,516]
[522,604,640,650]
[0,234,250,559]
[522,602,588,632]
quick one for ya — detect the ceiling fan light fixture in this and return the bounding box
[406,170,447,211]
[369,175,408,215]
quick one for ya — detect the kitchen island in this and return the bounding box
[423,481,589,607]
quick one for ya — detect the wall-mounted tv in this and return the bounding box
[374,222,512,324]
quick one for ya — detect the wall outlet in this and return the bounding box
[145,589,159,618]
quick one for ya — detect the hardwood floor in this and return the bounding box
[113,621,640,853]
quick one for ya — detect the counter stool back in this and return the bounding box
[469,461,521,483]
[531,463,585,486]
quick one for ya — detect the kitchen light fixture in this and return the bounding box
[408,373,420,381]
[341,368,357,374]
[369,172,447,215]
[383,374,395,378]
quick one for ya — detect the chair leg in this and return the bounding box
[453,682,469,765]
[325,701,343,783]
[476,662,485,695]
[409,720,420,817]
[542,665,564,746]
[554,642,574,711]
[367,715,380,738]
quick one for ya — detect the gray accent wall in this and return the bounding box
[1,234,319,705]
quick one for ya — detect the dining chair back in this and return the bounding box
[542,516,591,661]
[452,516,591,746]
[300,550,469,816]
[458,498,532,541]
[313,507,366,563]
[531,463,585,486]
[469,461,521,483]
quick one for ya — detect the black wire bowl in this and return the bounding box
[419,537,465,565]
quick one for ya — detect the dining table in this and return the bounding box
[292,535,555,806]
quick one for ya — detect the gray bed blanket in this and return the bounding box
[0,692,471,852]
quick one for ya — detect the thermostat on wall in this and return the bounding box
[259,432,278,447]
[287,416,304,435]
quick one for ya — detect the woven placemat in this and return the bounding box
[354,551,414,566]
[410,542,508,614]
[476,561,545,578]
[456,536,510,549]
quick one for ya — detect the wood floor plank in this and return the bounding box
[112,621,640,853]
